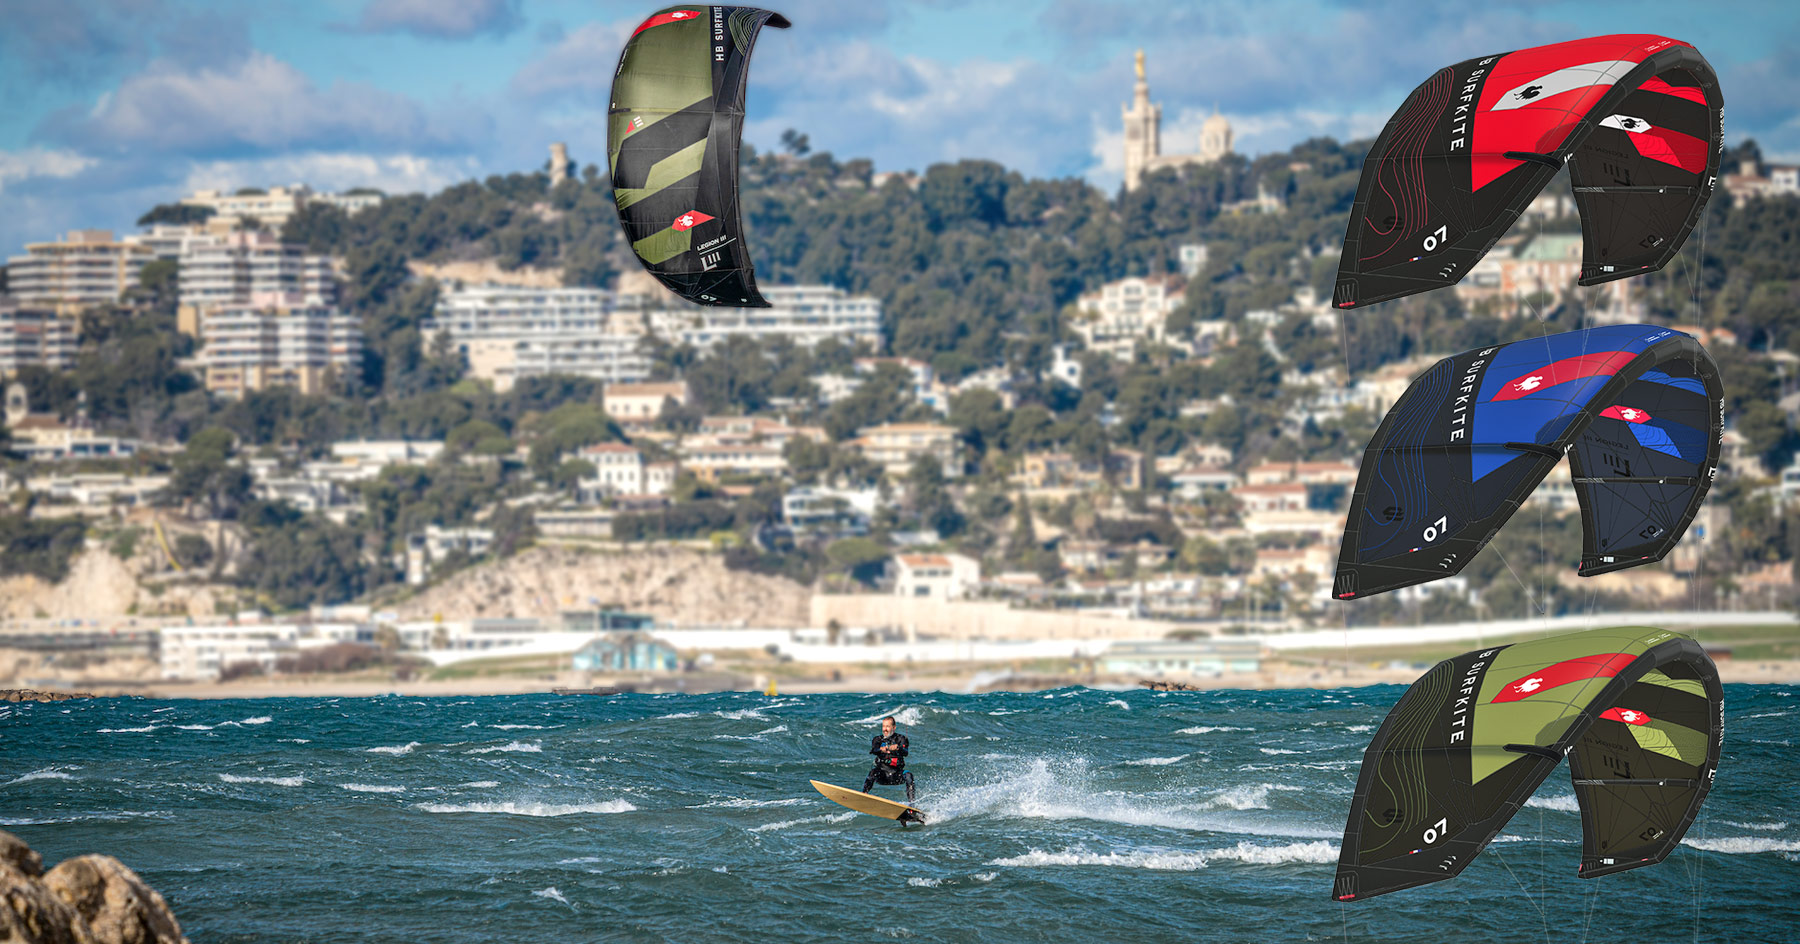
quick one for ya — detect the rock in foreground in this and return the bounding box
[0,830,188,944]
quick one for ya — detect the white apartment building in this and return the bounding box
[853,422,962,478]
[199,304,362,397]
[0,303,77,371]
[1072,275,1185,360]
[25,473,169,508]
[425,285,649,391]
[5,230,152,315]
[159,621,368,681]
[890,553,981,600]
[643,284,883,350]
[178,231,338,335]
[681,442,787,481]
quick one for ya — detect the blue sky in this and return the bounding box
[1,0,1794,255]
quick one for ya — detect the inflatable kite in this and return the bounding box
[609,6,789,307]
[1335,324,1721,601]
[1334,626,1722,901]
[1334,34,1722,309]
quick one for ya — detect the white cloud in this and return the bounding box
[179,153,483,198]
[42,52,477,156]
[511,21,632,98]
[0,148,97,194]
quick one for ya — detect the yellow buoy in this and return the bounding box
[765,679,778,697]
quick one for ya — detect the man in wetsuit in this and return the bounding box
[862,715,916,804]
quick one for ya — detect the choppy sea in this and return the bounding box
[3,686,1795,943]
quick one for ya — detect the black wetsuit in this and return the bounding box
[863,732,916,802]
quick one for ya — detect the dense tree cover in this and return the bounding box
[0,516,89,582]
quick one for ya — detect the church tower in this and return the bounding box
[1121,50,1160,192]
[1199,103,1234,164]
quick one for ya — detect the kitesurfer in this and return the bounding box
[861,715,916,803]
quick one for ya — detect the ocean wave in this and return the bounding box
[849,706,925,726]
[176,724,214,731]
[702,797,808,809]
[1258,748,1302,755]
[534,887,569,904]
[279,738,311,744]
[469,741,542,754]
[1346,725,1373,733]
[750,812,857,833]
[219,773,305,787]
[7,767,77,785]
[1683,837,1800,854]
[972,872,998,882]
[491,724,560,730]
[907,877,942,887]
[460,781,501,788]
[1719,820,1787,831]
[462,721,480,728]
[1201,783,1305,811]
[716,709,769,721]
[659,712,700,720]
[1123,755,1189,767]
[98,725,160,733]
[231,716,272,726]
[340,783,406,793]
[1525,794,1580,812]
[1176,726,1249,735]
[1106,699,1131,711]
[1746,711,1790,719]
[416,800,635,816]
[366,742,421,755]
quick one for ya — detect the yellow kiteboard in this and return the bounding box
[810,779,926,825]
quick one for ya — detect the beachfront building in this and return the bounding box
[1098,639,1262,678]
[157,621,368,681]
[424,285,649,391]
[631,284,883,352]
[571,632,678,673]
[852,422,963,479]
[0,302,77,371]
[198,304,363,397]
[5,230,152,315]
[177,231,339,336]
[1071,275,1185,360]
[890,552,981,601]
[604,381,692,429]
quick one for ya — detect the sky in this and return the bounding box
[1,0,1795,255]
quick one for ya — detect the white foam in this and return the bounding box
[1346,725,1373,733]
[750,812,857,833]
[340,783,406,793]
[1258,748,1302,755]
[280,738,311,744]
[460,781,500,788]
[659,712,700,720]
[991,840,1337,871]
[1525,794,1580,812]
[491,724,559,730]
[558,856,602,864]
[98,725,160,733]
[715,709,768,721]
[7,767,78,785]
[176,724,214,731]
[1683,837,1800,854]
[756,725,788,735]
[239,716,272,725]
[972,872,998,882]
[462,721,480,728]
[1176,726,1249,735]
[907,877,943,887]
[702,797,808,809]
[1746,711,1789,719]
[469,741,542,754]
[366,742,420,755]
[1107,699,1131,711]
[1201,783,1305,811]
[219,773,305,787]
[1719,820,1787,831]
[534,887,569,904]
[416,800,634,816]
[1123,755,1189,767]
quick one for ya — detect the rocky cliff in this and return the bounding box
[396,545,811,626]
[0,830,189,944]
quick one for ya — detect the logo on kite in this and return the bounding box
[672,210,715,232]
[1514,375,1545,393]
[1600,706,1651,726]
[1516,677,1544,694]
[1518,85,1543,100]
[1600,404,1651,424]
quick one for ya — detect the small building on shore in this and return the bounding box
[572,631,678,673]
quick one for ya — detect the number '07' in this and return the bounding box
[1423,224,1448,252]
[1423,515,1448,543]
[1424,817,1448,844]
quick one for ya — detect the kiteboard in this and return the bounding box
[810,779,925,825]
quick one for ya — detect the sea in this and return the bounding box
[3,685,1795,943]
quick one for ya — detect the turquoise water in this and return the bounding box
[3,686,1795,943]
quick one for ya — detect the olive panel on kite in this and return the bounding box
[1334,324,1721,601]
[1333,627,1722,901]
[608,6,790,307]
[1334,34,1721,310]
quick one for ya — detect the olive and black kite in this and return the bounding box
[1334,34,1722,310]
[1334,626,1722,901]
[1335,324,1721,601]
[609,6,790,307]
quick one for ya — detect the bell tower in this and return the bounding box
[1122,50,1161,192]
